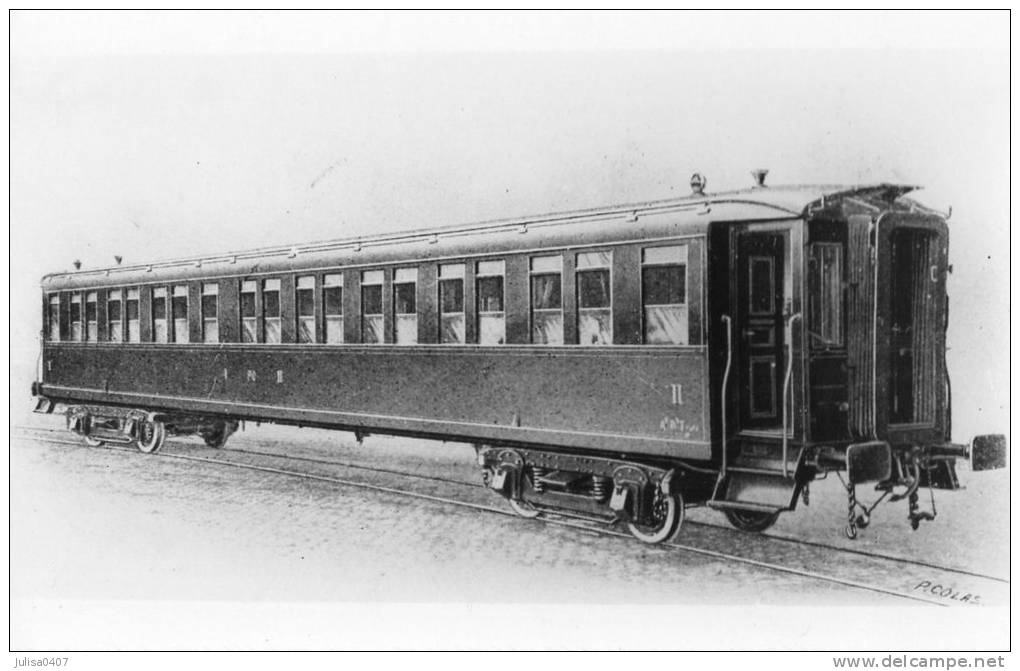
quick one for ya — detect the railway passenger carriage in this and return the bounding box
[33,173,1006,543]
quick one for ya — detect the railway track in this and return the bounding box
[12,425,1008,606]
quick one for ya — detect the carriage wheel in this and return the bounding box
[82,435,105,447]
[723,509,780,533]
[202,420,238,449]
[508,497,541,519]
[136,418,166,454]
[626,490,684,544]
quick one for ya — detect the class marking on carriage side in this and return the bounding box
[670,383,683,405]
[277,370,284,384]
[246,369,256,382]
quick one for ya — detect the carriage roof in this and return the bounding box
[41,183,922,290]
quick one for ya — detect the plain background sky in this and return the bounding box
[10,10,1009,440]
[6,10,1011,654]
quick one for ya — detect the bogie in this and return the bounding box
[479,446,691,545]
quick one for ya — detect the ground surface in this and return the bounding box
[9,413,1011,649]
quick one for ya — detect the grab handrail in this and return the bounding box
[715,314,733,497]
[781,312,802,479]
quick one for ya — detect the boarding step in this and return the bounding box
[731,439,801,475]
[724,465,796,477]
[718,468,802,511]
[705,500,785,514]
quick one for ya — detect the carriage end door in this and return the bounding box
[734,230,788,432]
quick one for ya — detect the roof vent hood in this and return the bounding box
[690,173,707,196]
[751,169,769,187]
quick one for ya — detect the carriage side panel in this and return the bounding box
[41,343,711,460]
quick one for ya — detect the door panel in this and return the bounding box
[736,232,786,431]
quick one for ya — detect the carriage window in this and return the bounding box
[240,280,257,343]
[642,245,688,345]
[152,287,168,343]
[126,288,140,342]
[323,273,343,344]
[48,294,60,341]
[202,283,218,344]
[361,270,384,344]
[263,279,281,344]
[70,293,82,341]
[296,276,315,344]
[439,263,465,344]
[531,255,563,344]
[476,260,505,345]
[107,290,123,343]
[577,251,612,345]
[171,285,189,343]
[393,267,418,345]
[85,292,98,342]
[808,243,844,348]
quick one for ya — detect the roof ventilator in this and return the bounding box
[690,173,707,196]
[751,169,769,187]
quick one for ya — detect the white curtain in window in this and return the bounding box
[644,305,688,345]
[174,318,190,343]
[478,314,505,345]
[297,317,315,343]
[441,314,465,344]
[395,315,417,344]
[204,321,219,344]
[264,319,281,344]
[241,319,257,343]
[579,311,611,345]
[363,315,384,344]
[325,317,343,343]
[532,312,563,345]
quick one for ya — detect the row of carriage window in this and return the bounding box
[49,245,690,346]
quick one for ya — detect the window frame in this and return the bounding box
[475,259,506,345]
[438,263,466,344]
[360,270,385,344]
[575,250,613,345]
[295,275,316,344]
[107,289,123,343]
[151,287,168,343]
[84,291,98,342]
[392,267,418,345]
[170,284,189,343]
[322,273,344,344]
[262,278,282,344]
[640,244,689,346]
[48,294,61,342]
[202,282,219,344]
[125,288,140,342]
[70,293,83,342]
[807,241,845,349]
[529,255,564,345]
[239,279,258,344]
